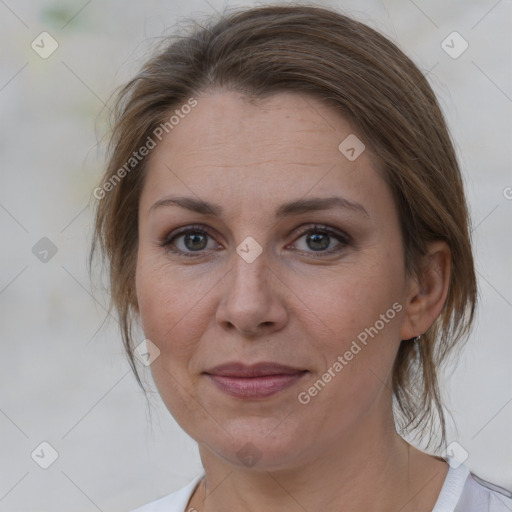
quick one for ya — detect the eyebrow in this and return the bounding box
[149,195,368,218]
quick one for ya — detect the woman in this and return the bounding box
[91,4,511,511]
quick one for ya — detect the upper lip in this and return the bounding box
[204,362,307,377]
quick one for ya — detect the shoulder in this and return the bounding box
[433,461,512,512]
[131,473,204,512]
[455,471,512,512]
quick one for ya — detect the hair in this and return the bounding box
[90,3,477,452]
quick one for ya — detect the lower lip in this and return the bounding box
[206,373,306,399]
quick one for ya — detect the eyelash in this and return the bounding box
[160,223,351,259]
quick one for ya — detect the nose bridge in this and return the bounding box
[216,238,287,335]
[229,239,271,302]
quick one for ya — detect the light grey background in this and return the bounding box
[1,0,511,510]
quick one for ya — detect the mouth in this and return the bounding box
[203,362,308,399]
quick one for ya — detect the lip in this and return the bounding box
[204,362,308,399]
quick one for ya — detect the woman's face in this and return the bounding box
[136,90,412,470]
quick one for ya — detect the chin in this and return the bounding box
[197,417,312,471]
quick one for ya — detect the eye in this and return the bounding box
[160,223,350,258]
[290,224,350,256]
[161,225,221,257]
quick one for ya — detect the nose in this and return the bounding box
[215,246,288,337]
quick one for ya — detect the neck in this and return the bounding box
[191,406,448,512]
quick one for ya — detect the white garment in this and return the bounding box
[132,462,512,512]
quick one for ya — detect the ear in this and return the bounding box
[400,241,451,340]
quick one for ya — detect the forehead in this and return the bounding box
[140,90,388,216]
[162,91,363,163]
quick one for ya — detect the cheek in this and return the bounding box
[135,254,206,361]
[297,253,405,393]
[293,293,403,439]
[135,255,212,430]
[300,258,403,342]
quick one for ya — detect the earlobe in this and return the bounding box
[400,241,451,341]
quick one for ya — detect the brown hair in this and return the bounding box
[90,3,477,451]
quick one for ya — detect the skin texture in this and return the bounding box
[135,91,451,511]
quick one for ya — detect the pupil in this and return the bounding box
[185,233,207,251]
[308,232,329,251]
